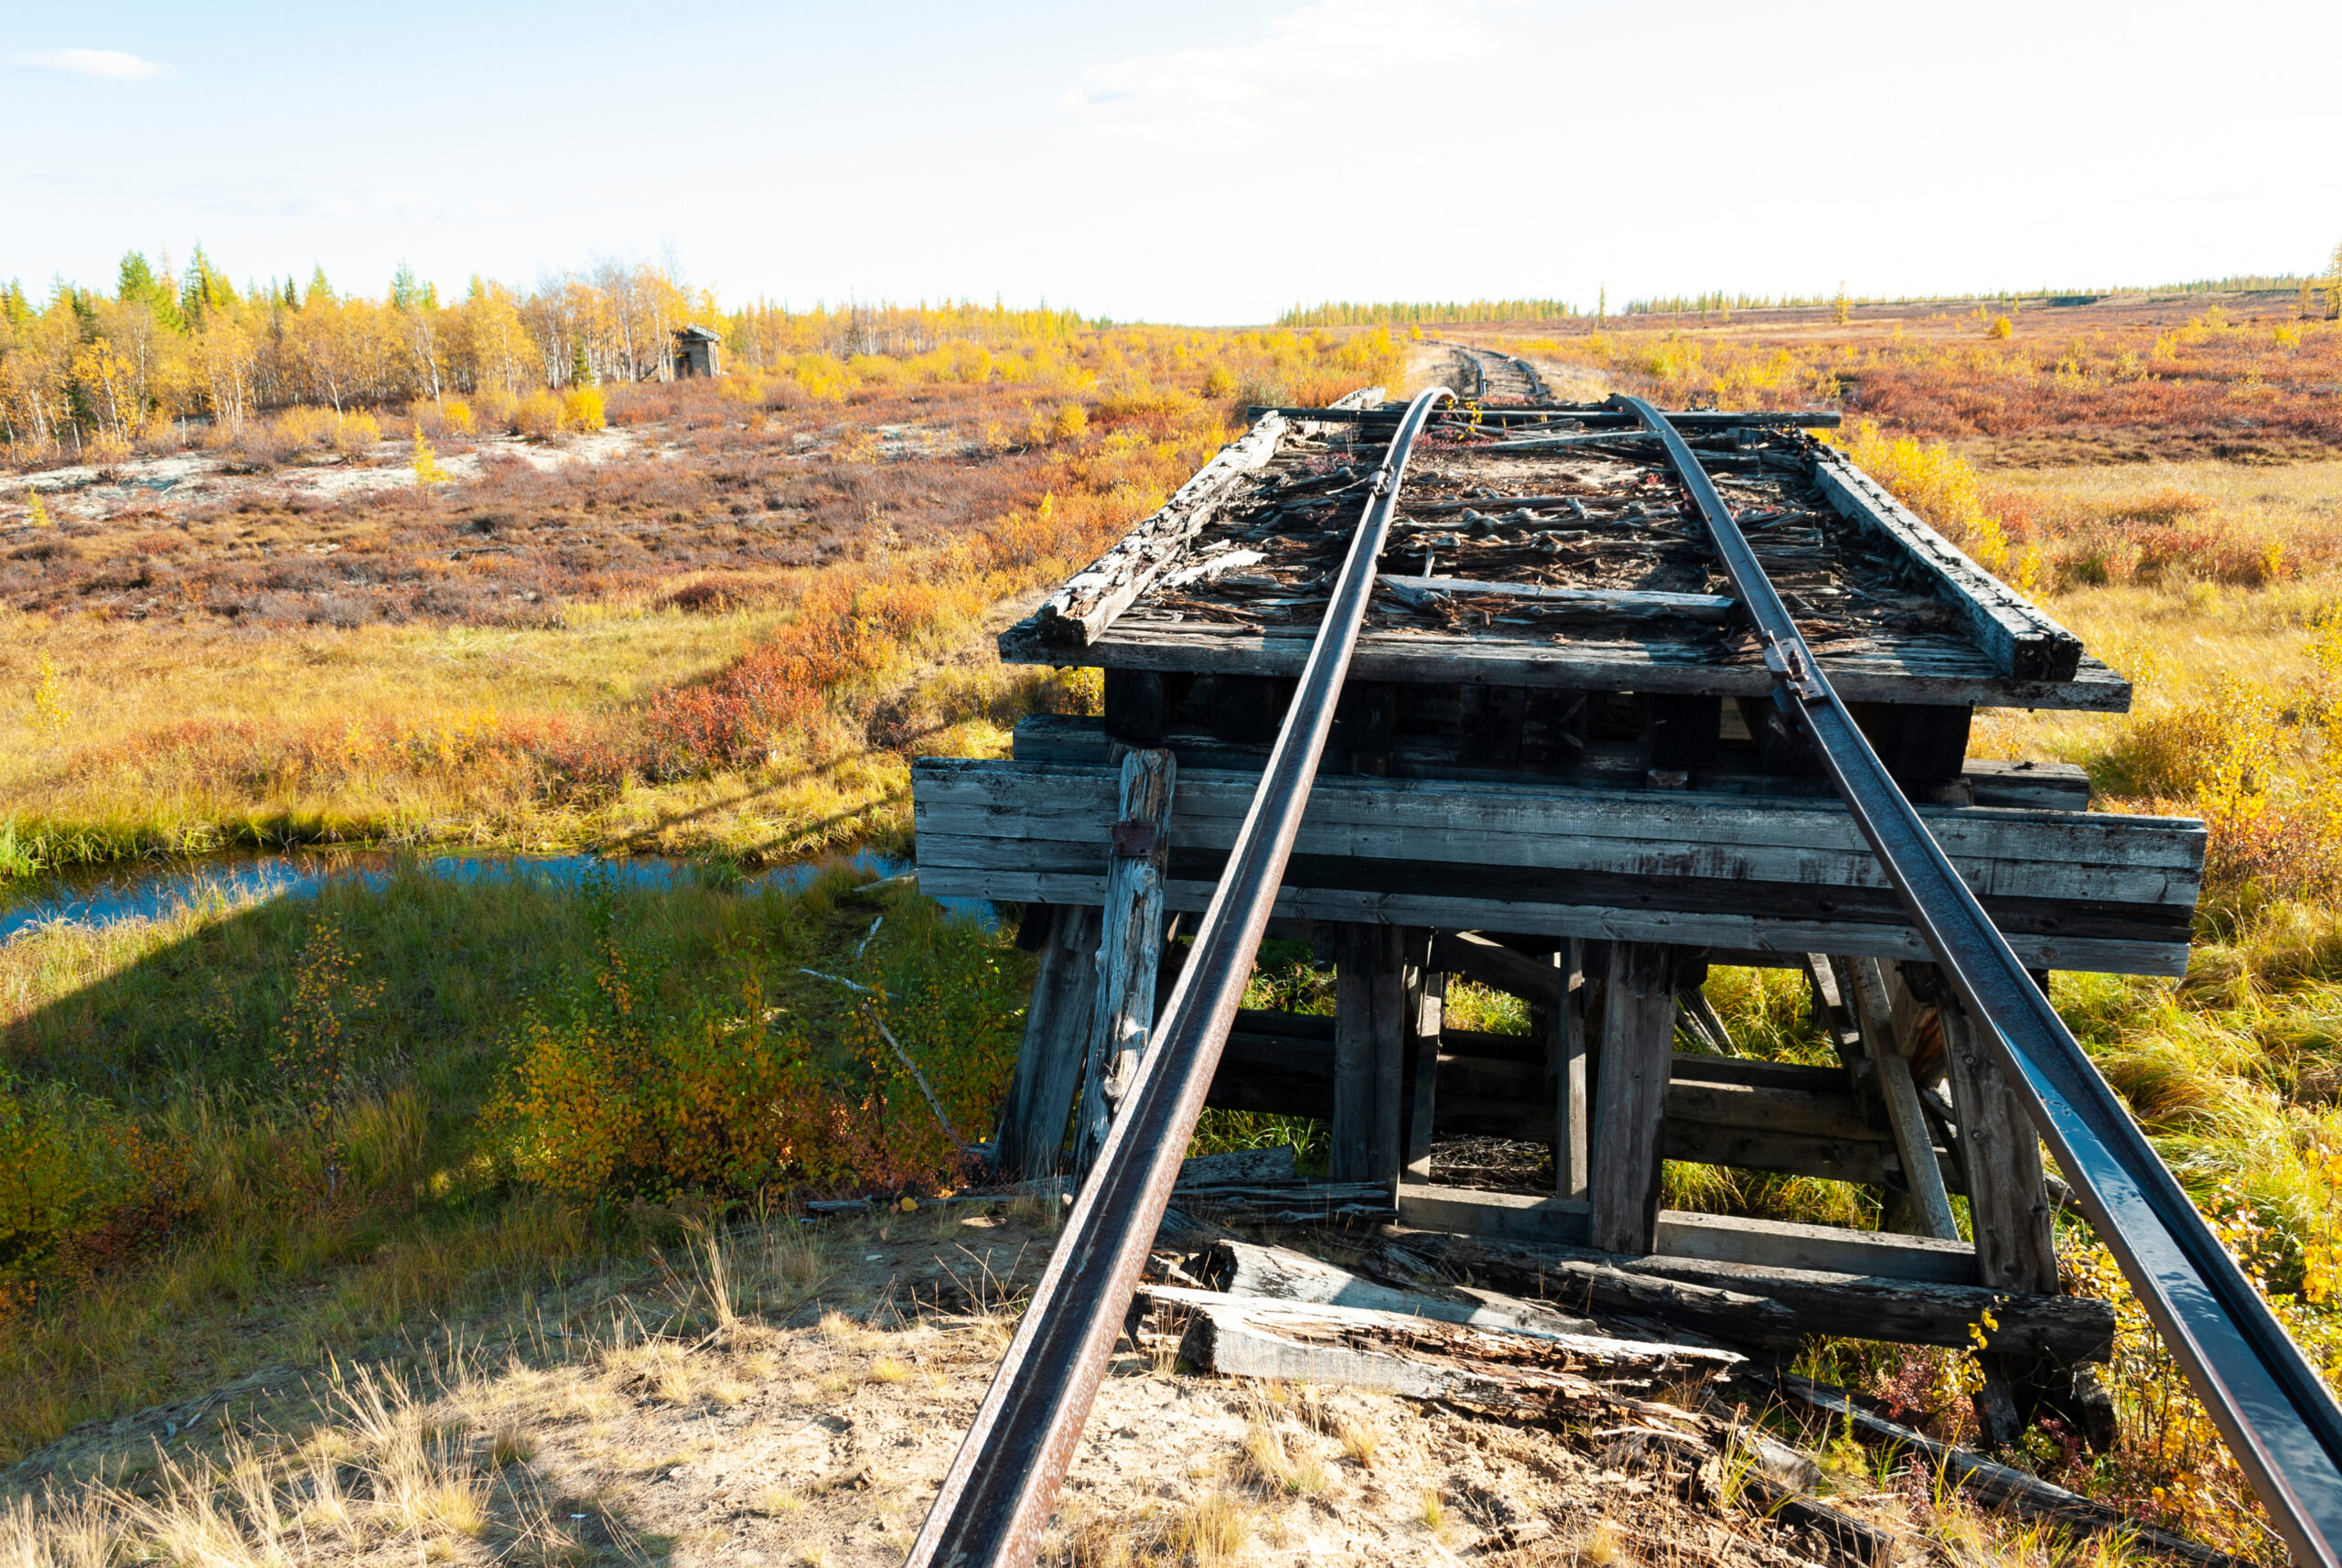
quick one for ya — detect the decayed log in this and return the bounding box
[1165,1181,1397,1229]
[1030,413,1288,645]
[992,904,1101,1178]
[1197,1238,1597,1337]
[1147,1285,1740,1405]
[1362,1233,1803,1348]
[1073,748,1176,1175]
[1774,1374,2249,1568]
[1380,1231,2114,1363]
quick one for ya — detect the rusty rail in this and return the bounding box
[902,387,1456,1568]
[1620,392,2342,1568]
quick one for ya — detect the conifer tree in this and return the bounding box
[571,338,596,387]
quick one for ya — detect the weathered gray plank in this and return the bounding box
[919,866,2193,977]
[1199,1239,1596,1336]
[1396,1185,1982,1284]
[1072,749,1176,1176]
[993,905,1101,1179]
[1935,984,2059,1297]
[1842,956,1961,1240]
[1559,940,1590,1202]
[1810,446,2083,682]
[1591,942,1677,1254]
[1403,948,1444,1183]
[999,618,2133,713]
[1386,1232,2111,1363]
[1380,575,1736,622]
[1029,413,1287,645]
[1332,923,1405,1187]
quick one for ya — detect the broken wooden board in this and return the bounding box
[1145,1284,1740,1404]
[1194,1238,1599,1337]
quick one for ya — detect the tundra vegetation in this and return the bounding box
[3,256,2342,1561]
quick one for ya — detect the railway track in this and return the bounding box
[907,387,2342,1568]
[1435,337,1548,403]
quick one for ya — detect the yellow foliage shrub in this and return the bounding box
[329,413,381,457]
[1201,365,1237,399]
[273,405,336,447]
[560,386,606,432]
[790,353,857,403]
[512,391,563,440]
[441,397,475,434]
[1049,403,1089,442]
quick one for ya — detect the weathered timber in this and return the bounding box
[1774,1374,2248,1567]
[1197,1239,1595,1336]
[914,758,2201,975]
[1395,1185,1982,1283]
[1429,929,1563,1006]
[1000,618,2135,714]
[1029,412,1287,646]
[1363,1233,1801,1346]
[1559,940,1590,1200]
[1148,1286,1740,1402]
[1378,575,1736,622]
[1249,405,1842,429]
[1934,986,2059,1296]
[1842,956,1961,1240]
[1073,749,1176,1176]
[1810,446,2082,682]
[1591,943,1677,1254]
[1166,1182,1397,1229]
[1402,948,1445,1182]
[994,904,1100,1179]
[1015,713,2094,810]
[1331,922,1405,1187]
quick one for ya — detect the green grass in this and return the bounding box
[0,860,1026,1461]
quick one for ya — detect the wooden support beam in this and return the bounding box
[1380,1231,2112,1364]
[1841,957,1961,1241]
[1402,948,1445,1183]
[1332,922,1406,1187]
[1073,749,1176,1176]
[1396,1184,1982,1283]
[992,904,1101,1179]
[1558,940,1590,1202]
[1591,941,1678,1254]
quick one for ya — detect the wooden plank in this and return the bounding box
[1332,923,1406,1187]
[1379,575,1737,622]
[1403,948,1444,1183]
[1396,1185,1982,1284]
[1198,1239,1597,1335]
[999,618,2134,713]
[1558,940,1590,1202]
[1151,1286,1740,1403]
[1386,1232,2111,1363]
[992,904,1101,1179]
[924,866,2192,978]
[1591,942,1677,1254]
[914,759,2205,880]
[1072,749,1176,1176]
[1936,988,2059,1295]
[1810,446,2083,682]
[1429,930,1565,1006]
[1842,957,1961,1240]
[1028,411,1287,646]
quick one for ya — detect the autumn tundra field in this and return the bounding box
[5,262,2342,1563]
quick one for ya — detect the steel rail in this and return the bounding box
[902,387,1456,1568]
[1618,393,2342,1568]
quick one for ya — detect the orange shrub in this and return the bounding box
[512,390,563,439]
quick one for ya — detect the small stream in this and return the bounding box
[0,847,993,945]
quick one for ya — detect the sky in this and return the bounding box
[5,0,2339,325]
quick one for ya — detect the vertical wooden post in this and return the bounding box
[1072,749,1176,1176]
[1554,940,1590,1202]
[993,904,1101,1179]
[1402,935,1445,1184]
[1332,922,1405,1186]
[1936,979,2059,1443]
[1590,941,1676,1255]
[1841,956,1961,1241]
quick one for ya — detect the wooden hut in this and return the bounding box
[671,325,722,379]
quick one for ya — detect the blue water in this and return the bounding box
[0,847,994,945]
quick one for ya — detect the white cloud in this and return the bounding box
[13,48,171,81]
[1067,0,1500,150]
